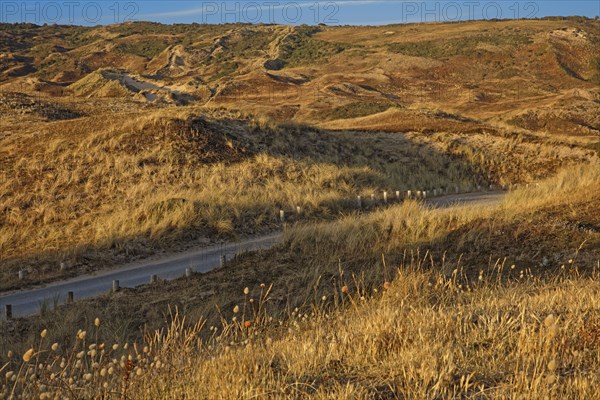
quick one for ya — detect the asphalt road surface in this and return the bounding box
[0,191,504,318]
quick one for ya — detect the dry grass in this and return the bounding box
[283,161,600,272]
[1,105,507,290]
[0,162,598,399]
[1,259,598,399]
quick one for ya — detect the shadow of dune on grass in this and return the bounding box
[0,108,578,292]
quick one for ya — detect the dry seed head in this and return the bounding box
[383,281,391,291]
[233,305,240,314]
[260,283,266,289]
[40,329,47,338]
[544,314,556,328]
[341,286,349,294]
[94,318,100,327]
[78,331,87,340]
[51,343,59,351]
[23,348,34,362]
[243,287,250,295]
[548,359,558,371]
[7,350,13,358]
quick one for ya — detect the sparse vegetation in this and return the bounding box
[316,101,395,121]
[388,33,533,59]
[114,40,172,60]
[279,26,351,67]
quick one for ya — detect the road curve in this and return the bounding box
[0,192,504,318]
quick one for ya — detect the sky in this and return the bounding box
[0,1,599,26]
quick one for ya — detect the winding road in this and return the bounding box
[0,191,503,318]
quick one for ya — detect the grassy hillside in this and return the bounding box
[1,235,598,398]
[1,18,599,398]
[1,163,598,398]
[1,103,596,291]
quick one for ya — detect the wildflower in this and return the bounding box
[322,296,327,301]
[548,359,557,371]
[95,318,101,327]
[243,287,250,295]
[112,344,119,351]
[233,305,240,314]
[51,343,59,351]
[7,350,13,358]
[249,298,254,304]
[341,286,349,294]
[383,281,391,291]
[84,373,92,382]
[78,331,87,340]
[245,321,252,329]
[40,329,47,338]
[260,283,266,289]
[23,348,34,362]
